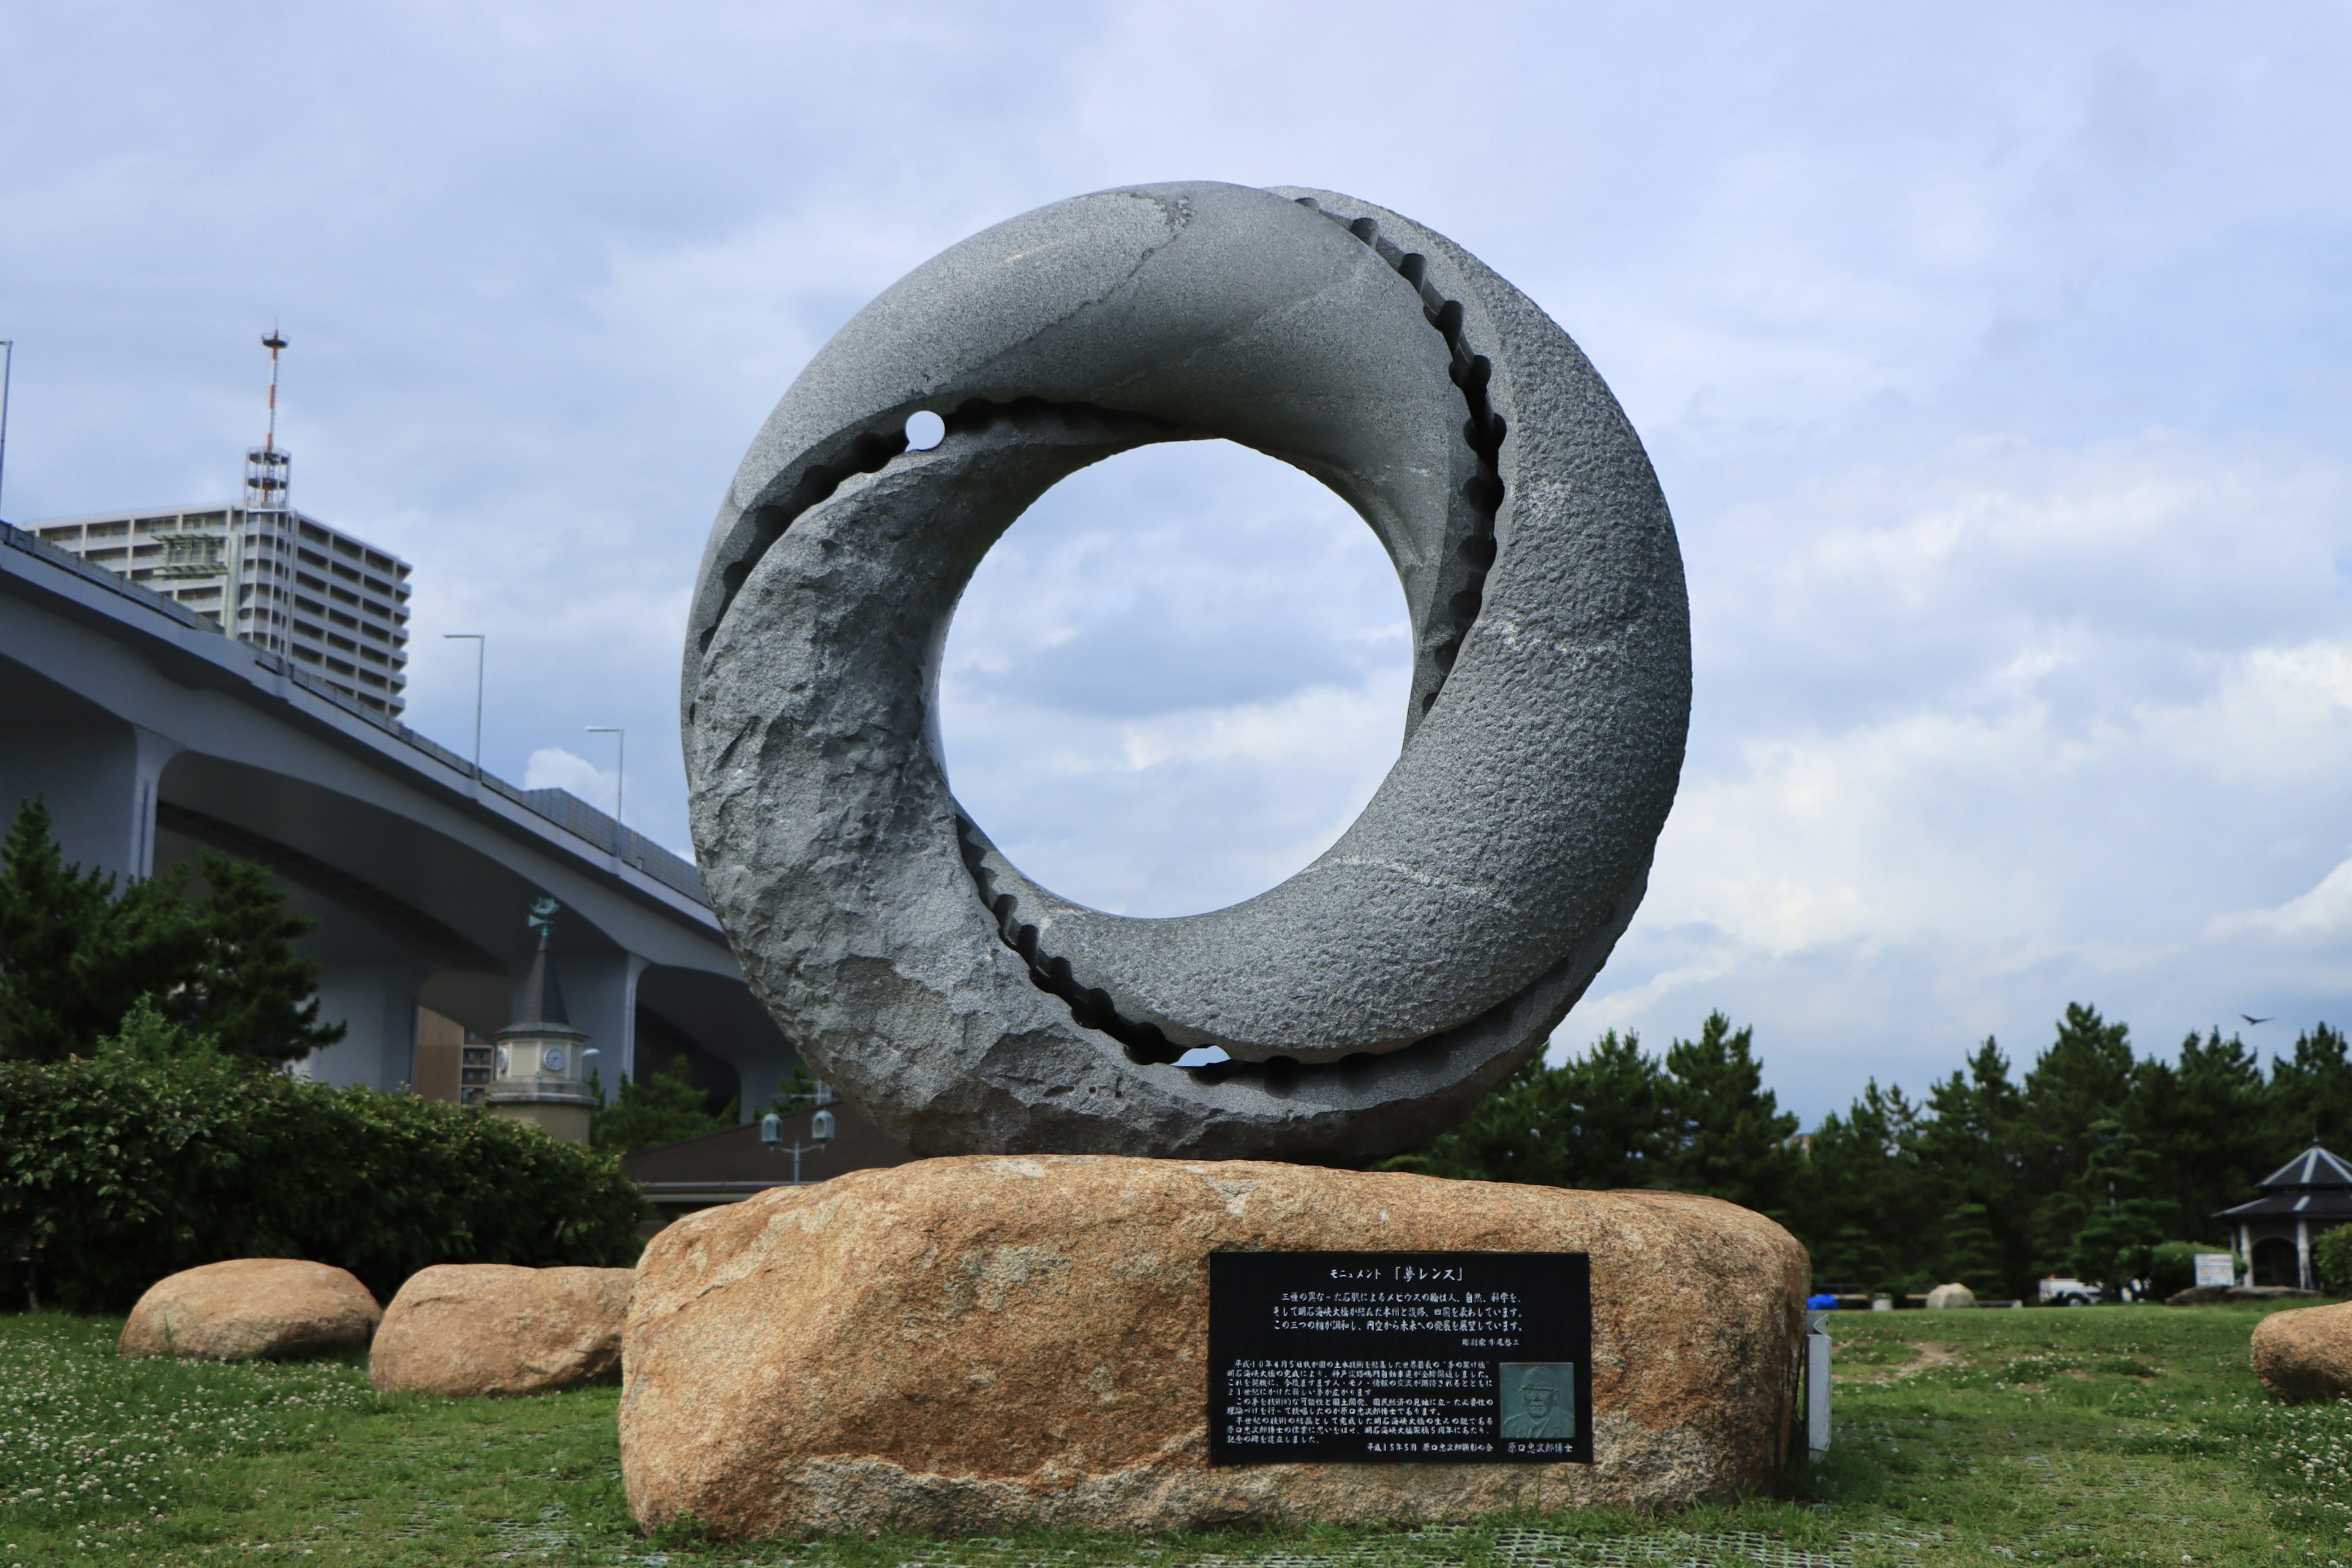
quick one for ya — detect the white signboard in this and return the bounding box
[2193,1253,2236,1289]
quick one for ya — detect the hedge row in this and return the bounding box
[1,1052,643,1310]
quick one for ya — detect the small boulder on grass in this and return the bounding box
[1926,1283,1977,1310]
[370,1264,633,1397]
[2252,1300,2352,1403]
[119,1258,382,1361]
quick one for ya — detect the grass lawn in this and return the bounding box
[0,1302,2345,1567]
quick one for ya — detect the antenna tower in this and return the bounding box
[237,330,293,652]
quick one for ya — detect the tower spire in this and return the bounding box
[239,329,294,654]
[260,327,287,453]
[244,330,292,510]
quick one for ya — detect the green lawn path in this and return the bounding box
[2,1303,2348,1567]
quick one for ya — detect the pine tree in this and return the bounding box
[590,1054,739,1155]
[2019,1004,2136,1268]
[771,1060,826,1110]
[180,853,341,1061]
[2267,1023,2352,1155]
[1919,1038,2037,1295]
[0,798,204,1061]
[1940,1202,2003,1294]
[0,798,337,1063]
[1793,1080,1940,1290]
[2070,1118,2170,1291]
[1810,1226,1887,1294]
[1561,1030,1675,1189]
[2125,1029,2272,1242]
[1657,1012,1801,1218]
[0,797,108,1059]
[1380,1030,1671,1188]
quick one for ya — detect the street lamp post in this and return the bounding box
[760,1105,837,1185]
[0,339,15,521]
[443,633,484,775]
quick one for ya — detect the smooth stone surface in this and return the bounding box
[118,1258,380,1362]
[370,1264,633,1398]
[2252,1300,2352,1403]
[620,1156,1806,1537]
[683,181,1689,1163]
[1924,1283,1977,1310]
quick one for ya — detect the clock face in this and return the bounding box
[542,1047,568,1074]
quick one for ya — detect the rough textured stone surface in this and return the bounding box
[621,1156,1806,1537]
[2252,1301,2352,1402]
[370,1264,633,1397]
[118,1259,380,1362]
[682,181,1689,1162]
[1924,1283,1977,1310]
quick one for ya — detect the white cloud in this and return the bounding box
[4,1,2351,1119]
[1578,434,2352,1110]
[522,747,622,821]
[939,440,1412,918]
[2214,858,2352,943]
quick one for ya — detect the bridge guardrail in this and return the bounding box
[2,518,707,907]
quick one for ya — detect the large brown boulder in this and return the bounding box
[621,1156,1809,1537]
[119,1258,380,1362]
[370,1264,634,1397]
[2253,1300,2352,1403]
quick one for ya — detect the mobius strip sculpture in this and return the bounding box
[683,182,1689,1162]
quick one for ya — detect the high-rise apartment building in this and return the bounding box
[31,503,413,715]
[28,331,414,715]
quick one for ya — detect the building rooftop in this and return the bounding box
[2215,1144,2352,1221]
[2256,1146,2352,1191]
[619,1106,913,1211]
[28,502,413,717]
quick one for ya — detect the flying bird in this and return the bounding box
[2242,1014,2273,1027]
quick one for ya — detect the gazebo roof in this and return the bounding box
[2257,1146,2352,1191]
[2215,1145,2352,1222]
[2217,1190,2352,1221]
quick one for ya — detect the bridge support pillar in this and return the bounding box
[310,958,428,1092]
[549,951,649,1085]
[0,720,179,881]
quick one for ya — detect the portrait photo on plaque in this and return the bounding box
[1499,1362,1578,1438]
[1207,1251,1593,1466]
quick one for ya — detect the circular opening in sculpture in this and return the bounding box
[937,439,1412,919]
[903,409,946,450]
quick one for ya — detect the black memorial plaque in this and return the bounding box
[1208,1251,1592,1466]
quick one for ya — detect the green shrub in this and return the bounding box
[2313,1225,2352,1295]
[0,1047,643,1311]
[2147,1240,2233,1298]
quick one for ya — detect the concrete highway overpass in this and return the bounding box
[0,519,791,1114]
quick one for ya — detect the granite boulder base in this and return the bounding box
[370,1264,635,1397]
[2252,1300,2352,1403]
[119,1259,381,1362]
[620,1157,1808,1537]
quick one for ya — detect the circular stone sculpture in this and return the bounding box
[684,181,1689,1162]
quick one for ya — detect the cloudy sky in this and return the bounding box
[5,2,2348,1120]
